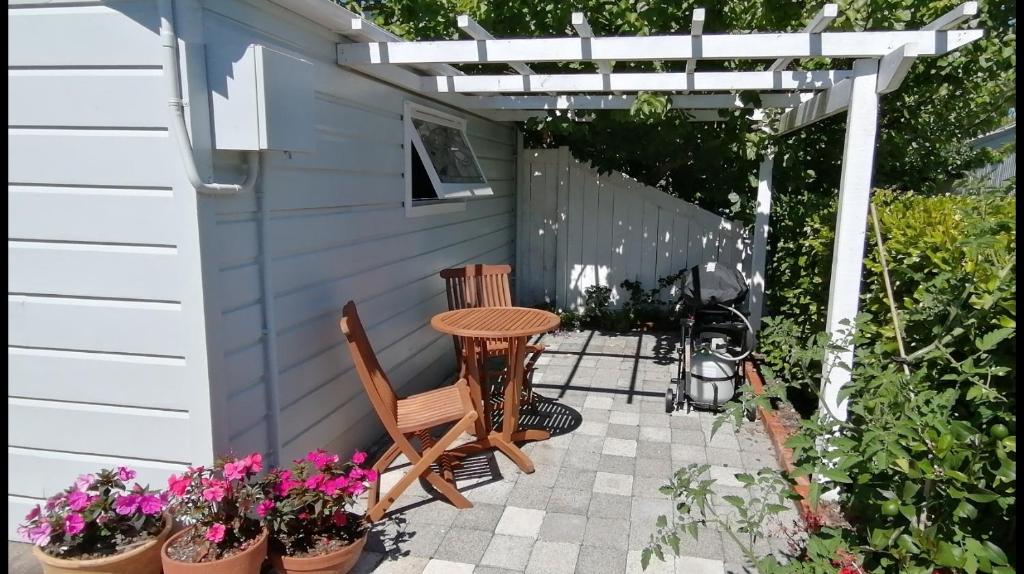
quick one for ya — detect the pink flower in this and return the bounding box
[239,453,263,474]
[114,494,140,515]
[96,514,110,525]
[223,461,246,481]
[205,523,226,544]
[67,491,90,512]
[138,494,163,515]
[257,500,275,518]
[74,474,95,492]
[348,468,364,481]
[201,481,227,503]
[45,492,65,511]
[275,471,300,496]
[28,523,52,547]
[24,506,41,522]
[298,512,309,520]
[332,511,348,526]
[304,474,327,490]
[117,466,137,481]
[320,476,349,495]
[306,449,339,470]
[167,474,190,497]
[365,469,379,482]
[64,513,85,536]
[351,451,368,465]
[346,482,367,496]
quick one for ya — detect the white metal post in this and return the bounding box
[818,58,879,423]
[748,150,774,334]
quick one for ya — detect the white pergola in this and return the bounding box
[302,0,985,423]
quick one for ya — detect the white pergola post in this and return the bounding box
[818,58,880,423]
[748,150,774,334]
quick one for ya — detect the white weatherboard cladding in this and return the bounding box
[516,148,750,311]
[7,0,217,539]
[198,0,517,466]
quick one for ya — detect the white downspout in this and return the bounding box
[256,157,284,466]
[158,0,259,195]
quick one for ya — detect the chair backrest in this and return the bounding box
[339,301,398,425]
[440,264,514,310]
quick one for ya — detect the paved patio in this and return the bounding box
[7,329,799,574]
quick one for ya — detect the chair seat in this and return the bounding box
[396,385,473,433]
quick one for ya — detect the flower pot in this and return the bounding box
[31,513,172,574]
[160,526,268,574]
[269,531,368,574]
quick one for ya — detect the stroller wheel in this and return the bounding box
[665,387,676,413]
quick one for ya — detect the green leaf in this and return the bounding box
[641,547,652,571]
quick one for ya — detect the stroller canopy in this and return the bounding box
[680,262,748,309]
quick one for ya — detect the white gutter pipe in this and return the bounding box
[158,0,259,195]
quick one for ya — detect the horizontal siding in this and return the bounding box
[8,0,210,540]
[199,0,518,462]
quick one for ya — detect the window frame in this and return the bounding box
[403,101,492,218]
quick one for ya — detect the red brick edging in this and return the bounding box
[744,359,816,520]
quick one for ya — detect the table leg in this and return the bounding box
[462,337,489,438]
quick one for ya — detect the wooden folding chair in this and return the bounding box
[440,264,546,407]
[339,301,479,522]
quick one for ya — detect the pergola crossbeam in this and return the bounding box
[776,77,852,134]
[768,4,838,71]
[571,12,612,75]
[685,8,706,74]
[422,70,851,94]
[337,29,983,65]
[465,93,816,110]
[457,15,535,76]
[877,44,918,94]
[923,1,979,30]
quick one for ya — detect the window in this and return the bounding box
[404,102,492,217]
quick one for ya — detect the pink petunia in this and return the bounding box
[74,474,95,492]
[67,491,90,512]
[223,461,246,482]
[243,452,263,474]
[332,511,348,526]
[347,482,367,496]
[306,449,339,470]
[275,470,300,496]
[64,513,85,536]
[365,469,379,482]
[23,506,41,522]
[117,466,137,481]
[320,476,349,495]
[304,474,327,491]
[45,492,65,511]
[351,451,368,465]
[138,495,163,515]
[257,500,275,518]
[114,494,140,516]
[201,481,227,503]
[205,523,226,544]
[167,474,190,497]
[28,523,53,547]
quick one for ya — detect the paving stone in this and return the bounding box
[583,395,613,410]
[538,512,588,543]
[569,434,606,454]
[676,527,726,561]
[626,549,675,574]
[676,556,727,574]
[400,500,461,527]
[369,555,429,574]
[577,420,609,436]
[706,447,745,468]
[525,541,581,574]
[574,544,628,574]
[587,492,632,519]
[632,475,670,498]
[452,502,506,532]
[392,524,450,558]
[637,441,672,459]
[495,506,546,538]
[529,443,569,466]
[607,423,641,439]
[640,426,673,443]
[723,563,760,574]
[670,414,704,430]
[672,429,708,446]
[480,534,535,571]
[602,437,638,457]
[555,467,597,491]
[433,527,495,564]
[598,454,636,475]
[475,567,526,574]
[708,465,745,488]
[593,471,634,496]
[634,456,676,479]
[466,479,516,505]
[562,449,601,471]
[583,516,629,549]
[422,559,475,574]
[520,462,561,488]
[508,482,553,510]
[547,487,591,515]
[580,408,612,423]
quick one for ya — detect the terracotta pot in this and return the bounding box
[31,513,172,574]
[269,531,368,574]
[160,526,268,574]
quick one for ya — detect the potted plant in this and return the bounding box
[259,449,377,574]
[160,452,268,574]
[18,466,171,574]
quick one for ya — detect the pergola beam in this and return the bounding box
[457,15,535,76]
[337,29,983,65]
[490,109,735,122]
[465,93,815,110]
[422,70,852,94]
[768,4,839,71]
[571,12,612,74]
[923,1,979,30]
[776,77,852,134]
[877,44,918,94]
[685,8,706,74]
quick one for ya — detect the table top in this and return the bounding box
[431,307,560,339]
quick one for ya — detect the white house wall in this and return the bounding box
[196,0,517,465]
[8,0,219,539]
[516,148,751,310]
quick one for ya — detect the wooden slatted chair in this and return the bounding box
[339,301,478,522]
[440,264,546,408]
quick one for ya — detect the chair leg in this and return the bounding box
[368,444,401,512]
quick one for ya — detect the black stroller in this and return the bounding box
[666,262,756,418]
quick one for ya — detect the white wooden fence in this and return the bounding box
[515,147,751,311]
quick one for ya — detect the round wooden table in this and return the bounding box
[431,307,560,473]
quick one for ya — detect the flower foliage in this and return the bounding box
[18,466,166,558]
[258,449,376,557]
[164,452,265,561]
